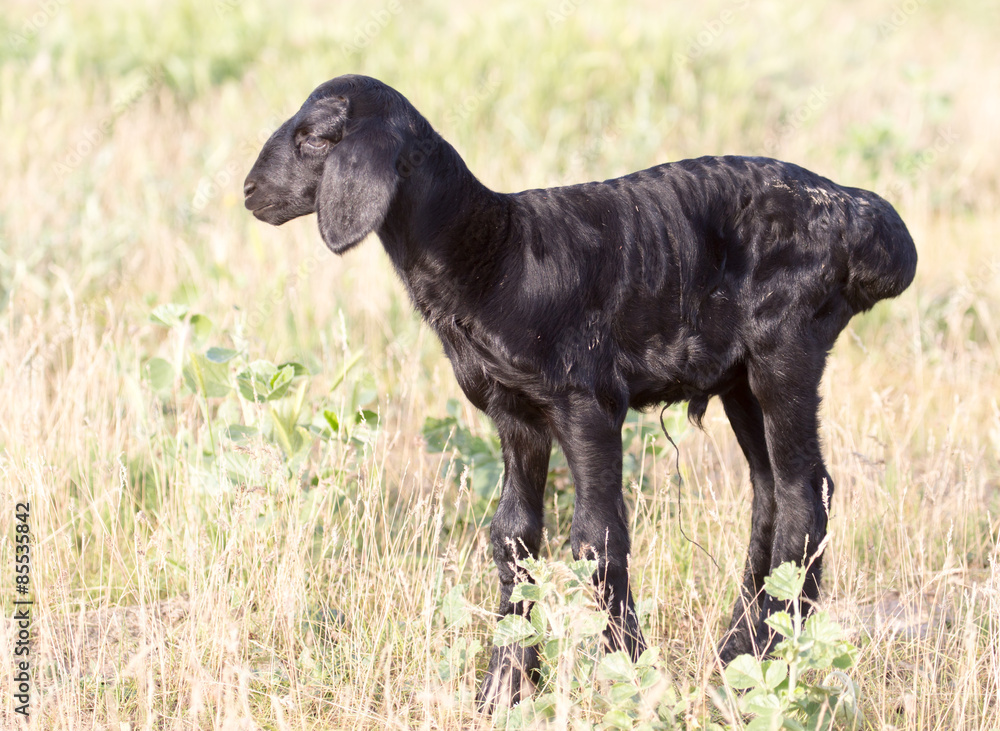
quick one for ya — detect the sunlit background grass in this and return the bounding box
[1,0,998,727]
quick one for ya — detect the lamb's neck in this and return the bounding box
[378,138,514,321]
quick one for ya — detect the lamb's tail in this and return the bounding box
[844,192,917,312]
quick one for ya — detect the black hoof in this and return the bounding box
[476,644,540,713]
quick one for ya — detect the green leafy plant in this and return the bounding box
[621,406,688,489]
[455,557,861,730]
[422,398,504,498]
[421,404,686,506]
[142,303,377,480]
[482,557,719,730]
[719,563,862,731]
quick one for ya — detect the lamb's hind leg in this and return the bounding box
[718,375,776,663]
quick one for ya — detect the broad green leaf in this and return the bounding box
[190,313,212,345]
[205,346,239,363]
[519,556,544,577]
[745,691,781,714]
[637,646,660,667]
[531,693,556,714]
[529,602,547,637]
[745,719,777,731]
[802,611,843,645]
[635,597,657,625]
[277,361,310,377]
[609,681,639,706]
[183,352,231,398]
[270,409,310,457]
[763,659,788,689]
[323,409,340,433]
[355,408,379,425]
[149,303,188,327]
[237,360,293,402]
[598,651,636,684]
[471,461,503,498]
[226,424,257,442]
[144,357,174,390]
[771,637,799,664]
[421,415,457,452]
[352,370,377,408]
[503,695,554,729]
[510,582,543,604]
[763,563,806,602]
[440,584,470,628]
[725,653,764,689]
[765,611,795,639]
[639,666,661,690]
[306,423,328,440]
[832,648,858,669]
[567,558,599,585]
[268,364,295,399]
[494,614,537,647]
[575,609,608,638]
[237,360,276,401]
[542,638,563,663]
[736,686,765,713]
[602,709,634,730]
[270,414,294,455]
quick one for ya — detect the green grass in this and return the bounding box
[2,0,999,728]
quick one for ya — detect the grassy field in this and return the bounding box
[1,0,999,727]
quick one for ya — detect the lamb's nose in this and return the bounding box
[243,180,257,199]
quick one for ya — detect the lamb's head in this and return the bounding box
[244,74,420,254]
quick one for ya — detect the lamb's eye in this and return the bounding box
[300,135,329,155]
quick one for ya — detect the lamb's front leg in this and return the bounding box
[745,355,833,656]
[554,396,646,660]
[477,411,552,711]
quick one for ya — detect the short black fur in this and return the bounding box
[244,75,917,709]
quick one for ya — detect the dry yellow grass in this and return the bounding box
[1,0,998,728]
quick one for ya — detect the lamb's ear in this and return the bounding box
[317,122,400,254]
